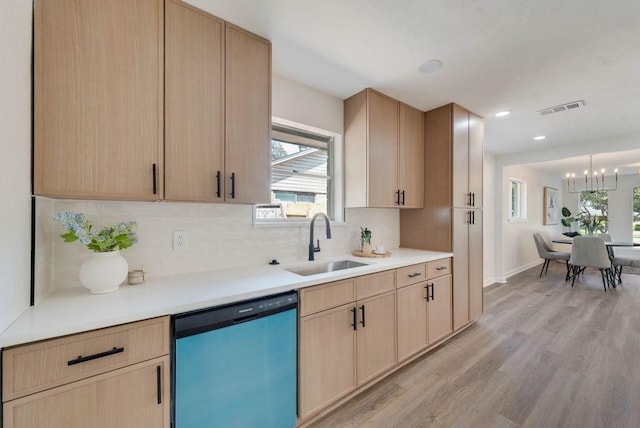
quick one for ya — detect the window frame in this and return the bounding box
[508,178,527,222]
[253,117,343,224]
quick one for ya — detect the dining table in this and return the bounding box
[552,238,640,285]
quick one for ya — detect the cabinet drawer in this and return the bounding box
[427,258,451,279]
[396,263,427,288]
[2,317,170,401]
[356,270,396,300]
[299,279,356,317]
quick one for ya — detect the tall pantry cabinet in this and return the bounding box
[400,103,483,331]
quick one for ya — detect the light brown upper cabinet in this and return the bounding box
[34,0,164,200]
[164,0,225,202]
[165,3,271,204]
[344,88,424,208]
[224,24,272,204]
[35,0,270,204]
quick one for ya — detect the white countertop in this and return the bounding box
[0,248,451,348]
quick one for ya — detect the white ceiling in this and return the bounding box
[187,0,640,160]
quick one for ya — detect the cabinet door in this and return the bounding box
[225,24,271,204]
[468,113,483,208]
[451,105,470,208]
[452,209,470,330]
[356,291,397,385]
[165,0,225,202]
[298,304,356,418]
[367,91,399,208]
[396,283,428,362]
[398,103,424,208]
[34,0,163,200]
[428,275,453,345]
[3,356,170,428]
[469,209,484,320]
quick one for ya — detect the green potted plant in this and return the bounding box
[560,207,580,237]
[360,227,372,254]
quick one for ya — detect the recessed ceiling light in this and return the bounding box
[418,59,442,74]
[495,111,510,117]
[533,135,546,141]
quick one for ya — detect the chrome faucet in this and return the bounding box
[309,213,332,261]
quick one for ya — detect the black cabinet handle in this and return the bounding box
[156,365,162,404]
[395,190,400,205]
[359,305,366,328]
[467,211,472,224]
[471,192,476,207]
[408,272,422,278]
[436,266,447,271]
[67,346,124,366]
[467,193,472,206]
[230,172,236,199]
[471,210,476,225]
[401,190,405,206]
[430,283,435,301]
[351,307,357,331]
[216,171,221,198]
[152,164,157,195]
[424,284,429,301]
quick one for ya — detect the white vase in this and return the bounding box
[79,250,128,294]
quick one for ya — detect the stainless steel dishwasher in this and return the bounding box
[172,291,297,428]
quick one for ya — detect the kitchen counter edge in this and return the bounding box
[0,248,452,348]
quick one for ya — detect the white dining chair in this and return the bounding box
[568,236,614,291]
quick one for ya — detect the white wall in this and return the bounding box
[0,0,32,332]
[498,164,563,279]
[36,76,400,295]
[483,153,496,285]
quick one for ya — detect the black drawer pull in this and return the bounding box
[152,163,157,195]
[67,347,124,366]
[230,172,236,198]
[351,307,357,331]
[156,365,162,404]
[436,266,447,271]
[408,272,422,278]
[216,171,221,198]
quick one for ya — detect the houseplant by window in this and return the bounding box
[54,212,137,294]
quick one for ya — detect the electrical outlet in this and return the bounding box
[173,230,189,250]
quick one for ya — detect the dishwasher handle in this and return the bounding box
[233,314,259,325]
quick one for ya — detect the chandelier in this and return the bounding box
[565,155,618,194]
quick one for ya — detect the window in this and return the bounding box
[255,122,335,221]
[508,178,527,221]
[579,191,608,234]
[633,187,640,243]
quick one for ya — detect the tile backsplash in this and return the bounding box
[35,197,399,300]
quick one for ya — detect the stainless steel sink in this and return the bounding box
[284,260,369,276]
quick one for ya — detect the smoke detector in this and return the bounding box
[537,100,586,116]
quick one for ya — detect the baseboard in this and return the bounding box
[483,276,505,287]
[504,260,543,280]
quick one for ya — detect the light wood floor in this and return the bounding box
[310,262,640,428]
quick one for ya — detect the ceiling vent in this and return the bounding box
[537,100,585,116]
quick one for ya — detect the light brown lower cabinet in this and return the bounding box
[298,260,453,422]
[355,291,397,385]
[2,317,170,428]
[298,303,357,418]
[3,356,170,428]
[397,274,452,362]
[298,271,397,420]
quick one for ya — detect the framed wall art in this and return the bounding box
[544,187,559,225]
